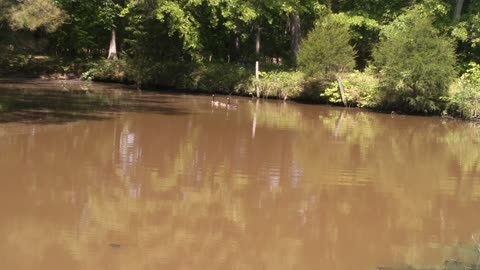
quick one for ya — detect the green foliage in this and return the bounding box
[444,63,480,119]
[452,8,480,68]
[156,0,203,55]
[327,13,381,69]
[373,8,456,113]
[182,63,251,93]
[331,0,411,22]
[82,59,127,82]
[51,0,124,57]
[321,69,380,108]
[298,15,355,80]
[250,71,305,99]
[7,0,65,32]
[84,59,252,93]
[128,60,193,87]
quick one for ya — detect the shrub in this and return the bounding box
[298,14,355,81]
[249,71,305,100]
[321,69,381,108]
[124,58,199,88]
[174,63,251,93]
[444,63,480,119]
[192,63,251,93]
[83,59,192,87]
[82,59,127,82]
[373,8,456,113]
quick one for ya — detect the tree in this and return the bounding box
[273,0,327,65]
[298,14,355,80]
[330,0,411,22]
[52,0,127,58]
[0,0,12,26]
[373,8,456,113]
[6,0,65,32]
[102,0,123,60]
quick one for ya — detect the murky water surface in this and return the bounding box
[0,80,479,270]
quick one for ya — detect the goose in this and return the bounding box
[211,94,227,107]
[227,97,238,109]
[211,94,220,106]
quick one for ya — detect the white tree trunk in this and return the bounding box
[255,26,261,98]
[454,0,465,22]
[337,77,347,107]
[256,26,261,55]
[289,12,301,65]
[255,61,260,98]
[107,28,118,60]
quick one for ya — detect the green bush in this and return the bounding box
[84,59,191,87]
[321,69,381,108]
[82,59,127,82]
[248,71,305,100]
[182,63,251,93]
[373,8,456,113]
[125,59,195,87]
[444,63,480,119]
[298,14,355,81]
[84,60,252,94]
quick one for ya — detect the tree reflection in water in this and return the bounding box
[0,90,479,270]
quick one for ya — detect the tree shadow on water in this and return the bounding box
[0,88,190,124]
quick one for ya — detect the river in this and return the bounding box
[0,80,479,270]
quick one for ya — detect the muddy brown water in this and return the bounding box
[0,80,479,270]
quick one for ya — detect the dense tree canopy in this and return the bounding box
[0,0,476,68]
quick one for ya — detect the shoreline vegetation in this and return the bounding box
[1,1,480,120]
[1,57,479,122]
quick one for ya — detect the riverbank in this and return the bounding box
[0,75,476,124]
[1,57,479,121]
[50,58,480,120]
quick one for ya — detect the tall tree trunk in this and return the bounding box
[453,0,465,22]
[255,25,261,55]
[289,12,301,66]
[255,25,261,98]
[235,35,240,59]
[337,77,347,107]
[107,28,118,60]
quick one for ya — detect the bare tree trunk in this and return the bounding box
[289,12,301,66]
[107,28,118,60]
[235,35,240,53]
[255,25,261,98]
[453,0,465,22]
[337,77,347,107]
[256,26,261,55]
